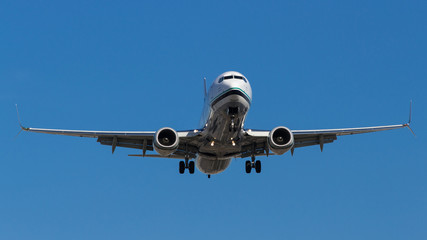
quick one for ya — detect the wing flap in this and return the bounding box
[97,137,154,151]
[294,134,337,148]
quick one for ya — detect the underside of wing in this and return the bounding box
[241,123,410,157]
[292,124,409,149]
[23,126,201,158]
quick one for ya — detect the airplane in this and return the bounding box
[17,71,414,178]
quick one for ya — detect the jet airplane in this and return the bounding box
[18,71,413,178]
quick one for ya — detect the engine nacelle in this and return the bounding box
[153,127,179,156]
[268,126,294,155]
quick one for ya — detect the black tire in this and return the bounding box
[255,160,261,173]
[189,161,195,174]
[179,161,185,174]
[245,161,252,174]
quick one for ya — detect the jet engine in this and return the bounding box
[153,127,179,156]
[268,126,294,155]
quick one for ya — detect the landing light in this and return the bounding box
[232,141,236,146]
[210,141,215,147]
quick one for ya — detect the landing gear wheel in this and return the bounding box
[245,161,252,174]
[189,161,195,174]
[179,161,185,174]
[255,160,261,173]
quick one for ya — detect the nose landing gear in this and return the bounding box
[228,107,239,132]
[229,118,239,132]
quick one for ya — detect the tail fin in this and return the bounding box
[203,77,207,97]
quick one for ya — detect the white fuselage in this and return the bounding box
[196,71,253,174]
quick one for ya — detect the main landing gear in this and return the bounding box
[179,157,195,174]
[245,156,261,174]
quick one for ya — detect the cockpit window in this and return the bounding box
[234,75,247,82]
[219,75,247,83]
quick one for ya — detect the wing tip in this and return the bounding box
[404,123,416,137]
[15,104,29,131]
[404,100,415,136]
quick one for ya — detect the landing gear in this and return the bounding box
[179,158,195,174]
[189,161,195,174]
[245,161,252,173]
[255,160,261,173]
[245,156,262,174]
[229,118,237,132]
[179,161,185,174]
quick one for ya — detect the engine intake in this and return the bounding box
[268,126,294,155]
[153,127,179,156]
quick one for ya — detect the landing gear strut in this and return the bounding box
[229,118,237,132]
[228,107,239,132]
[179,157,195,174]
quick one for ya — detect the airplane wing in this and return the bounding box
[240,123,413,158]
[21,126,201,159]
[239,101,414,158]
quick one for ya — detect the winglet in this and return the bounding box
[404,100,415,136]
[405,123,416,137]
[15,104,29,131]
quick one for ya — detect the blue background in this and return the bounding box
[1,0,426,239]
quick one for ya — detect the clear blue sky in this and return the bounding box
[1,0,426,239]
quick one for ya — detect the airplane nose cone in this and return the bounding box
[221,80,241,89]
[214,72,252,102]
